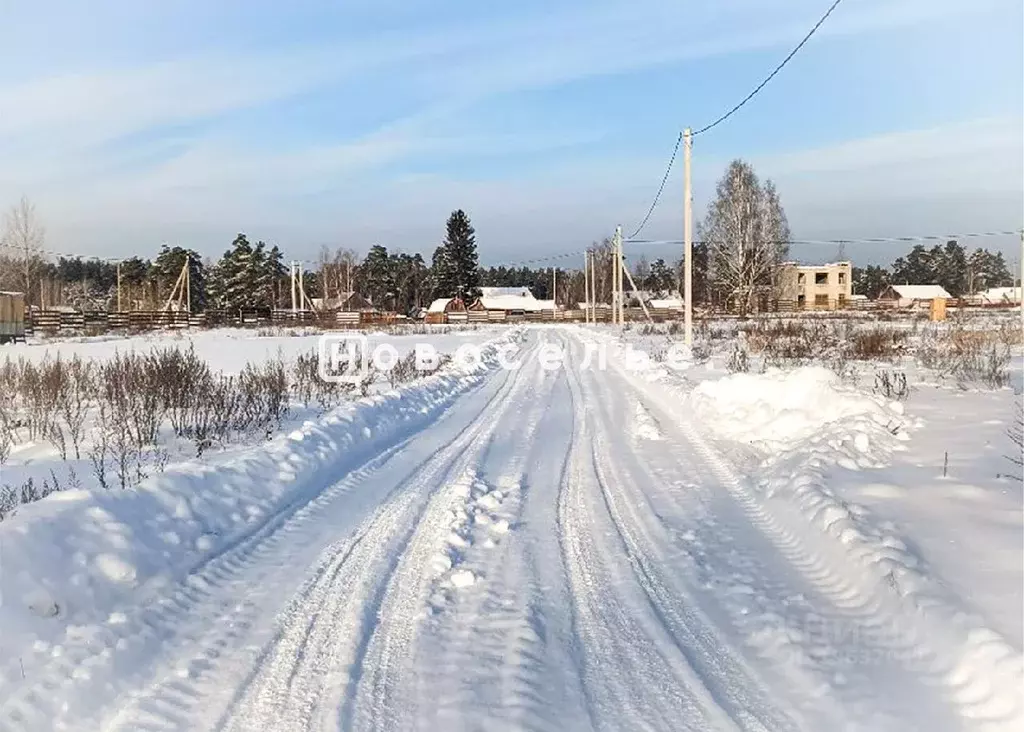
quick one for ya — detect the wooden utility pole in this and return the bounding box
[290,261,297,313]
[116,261,122,312]
[621,258,652,322]
[591,248,597,323]
[552,266,557,318]
[612,230,619,325]
[613,226,624,325]
[683,127,693,346]
[583,251,590,324]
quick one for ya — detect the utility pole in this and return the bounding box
[299,264,306,312]
[290,262,297,314]
[552,266,557,318]
[613,225,623,325]
[185,254,191,314]
[612,230,619,325]
[116,261,122,312]
[584,251,590,324]
[683,127,693,346]
[591,248,597,323]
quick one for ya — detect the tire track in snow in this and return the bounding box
[345,336,554,731]
[571,346,799,732]
[555,335,759,732]
[416,347,580,732]
[210,336,543,732]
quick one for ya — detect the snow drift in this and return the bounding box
[689,366,907,454]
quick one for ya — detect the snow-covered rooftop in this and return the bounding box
[427,297,455,313]
[890,284,952,300]
[649,298,683,310]
[478,286,533,299]
[477,295,553,312]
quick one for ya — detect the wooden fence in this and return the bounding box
[24,308,394,336]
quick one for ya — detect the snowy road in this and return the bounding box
[2,329,1020,732]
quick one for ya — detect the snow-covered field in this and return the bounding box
[0,323,1020,731]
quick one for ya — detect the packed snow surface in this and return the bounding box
[0,327,1020,732]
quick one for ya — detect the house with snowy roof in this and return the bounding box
[470,286,554,314]
[877,284,952,308]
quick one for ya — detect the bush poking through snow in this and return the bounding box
[0,342,457,512]
[873,370,910,401]
[727,342,749,373]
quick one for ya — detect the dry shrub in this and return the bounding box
[917,324,1012,388]
[849,327,908,360]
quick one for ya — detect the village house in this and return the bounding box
[469,286,554,315]
[777,261,853,310]
[877,284,952,308]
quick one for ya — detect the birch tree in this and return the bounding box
[699,161,790,314]
[2,196,46,306]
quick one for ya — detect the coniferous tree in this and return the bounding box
[438,210,480,300]
[430,244,456,300]
[361,244,394,308]
[153,244,206,311]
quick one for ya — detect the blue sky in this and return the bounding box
[0,0,1021,266]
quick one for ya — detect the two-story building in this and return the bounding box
[778,261,853,310]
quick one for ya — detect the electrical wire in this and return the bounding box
[627,132,683,239]
[692,0,845,137]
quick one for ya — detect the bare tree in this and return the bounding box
[699,160,790,314]
[2,196,46,307]
[317,245,359,305]
[632,255,651,294]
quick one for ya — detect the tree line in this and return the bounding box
[2,171,1016,314]
[852,240,1014,299]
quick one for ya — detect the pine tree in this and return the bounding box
[430,244,456,300]
[439,210,480,300]
[361,244,394,308]
[262,244,287,308]
[153,244,206,311]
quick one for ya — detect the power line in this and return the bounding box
[626,229,1023,247]
[627,132,683,239]
[692,0,845,137]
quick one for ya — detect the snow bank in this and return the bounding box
[0,330,520,685]
[689,366,908,453]
[688,366,1022,726]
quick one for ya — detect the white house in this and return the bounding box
[878,284,952,308]
[472,286,554,313]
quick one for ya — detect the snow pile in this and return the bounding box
[0,330,520,685]
[689,366,908,454]
[688,366,1023,726]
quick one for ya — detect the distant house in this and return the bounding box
[975,286,1022,306]
[877,284,952,308]
[471,286,554,314]
[778,261,853,310]
[425,297,466,323]
[649,298,683,311]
